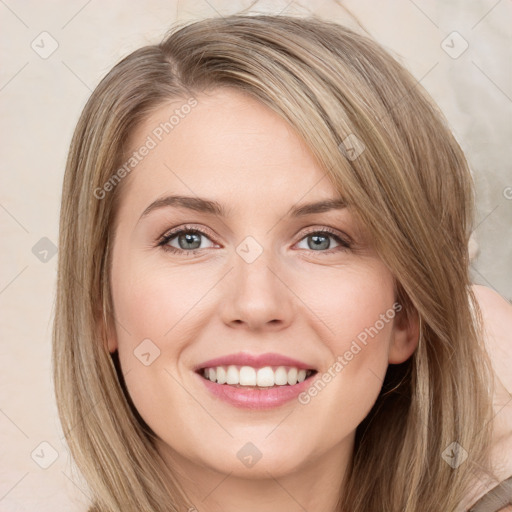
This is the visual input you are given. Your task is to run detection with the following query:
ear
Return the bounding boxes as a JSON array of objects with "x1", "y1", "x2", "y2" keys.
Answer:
[
  {"x1": 95, "y1": 307, "x2": 118, "y2": 354},
  {"x1": 105, "y1": 321, "x2": 118, "y2": 354},
  {"x1": 388, "y1": 306, "x2": 420, "y2": 364}
]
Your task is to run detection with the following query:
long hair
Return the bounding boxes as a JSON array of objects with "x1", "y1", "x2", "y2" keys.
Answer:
[{"x1": 53, "y1": 14, "x2": 495, "y2": 511}]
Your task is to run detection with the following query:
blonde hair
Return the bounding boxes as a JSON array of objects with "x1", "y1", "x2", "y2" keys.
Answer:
[{"x1": 53, "y1": 14, "x2": 496, "y2": 511}]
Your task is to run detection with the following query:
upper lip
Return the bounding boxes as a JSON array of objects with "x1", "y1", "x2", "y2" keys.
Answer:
[{"x1": 194, "y1": 352, "x2": 316, "y2": 371}]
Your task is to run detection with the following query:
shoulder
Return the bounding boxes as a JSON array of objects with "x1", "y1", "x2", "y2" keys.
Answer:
[
  {"x1": 472, "y1": 284, "x2": 512, "y2": 393},
  {"x1": 472, "y1": 284, "x2": 512, "y2": 323},
  {"x1": 468, "y1": 285, "x2": 512, "y2": 511},
  {"x1": 472, "y1": 284, "x2": 512, "y2": 327}
]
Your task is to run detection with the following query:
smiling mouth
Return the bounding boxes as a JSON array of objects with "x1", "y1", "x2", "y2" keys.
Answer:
[{"x1": 197, "y1": 365, "x2": 318, "y2": 388}]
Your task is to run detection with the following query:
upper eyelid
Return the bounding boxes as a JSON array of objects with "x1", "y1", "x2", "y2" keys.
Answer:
[{"x1": 159, "y1": 224, "x2": 218, "y2": 244}]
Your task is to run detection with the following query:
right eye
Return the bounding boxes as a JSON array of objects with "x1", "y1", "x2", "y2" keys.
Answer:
[{"x1": 158, "y1": 225, "x2": 219, "y2": 255}]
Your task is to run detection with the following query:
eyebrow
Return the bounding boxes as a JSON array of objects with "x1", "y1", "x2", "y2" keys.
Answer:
[{"x1": 138, "y1": 194, "x2": 347, "y2": 222}]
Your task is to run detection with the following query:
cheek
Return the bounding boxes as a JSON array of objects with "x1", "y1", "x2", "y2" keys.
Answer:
[
  {"x1": 297, "y1": 318, "x2": 393, "y2": 451},
  {"x1": 295, "y1": 264, "x2": 396, "y2": 428},
  {"x1": 110, "y1": 257, "x2": 220, "y2": 406},
  {"x1": 109, "y1": 261, "x2": 200, "y2": 434},
  {"x1": 111, "y1": 257, "x2": 213, "y2": 350},
  {"x1": 293, "y1": 260, "x2": 396, "y2": 351}
]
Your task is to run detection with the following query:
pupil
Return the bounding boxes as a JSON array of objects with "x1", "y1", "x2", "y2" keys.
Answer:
[
  {"x1": 309, "y1": 234, "x2": 329, "y2": 250},
  {"x1": 179, "y1": 232, "x2": 201, "y2": 250}
]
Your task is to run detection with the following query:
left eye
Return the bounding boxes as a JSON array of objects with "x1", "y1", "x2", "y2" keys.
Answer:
[{"x1": 296, "y1": 231, "x2": 347, "y2": 252}]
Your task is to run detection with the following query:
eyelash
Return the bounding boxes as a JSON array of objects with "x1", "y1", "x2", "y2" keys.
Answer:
[{"x1": 157, "y1": 224, "x2": 352, "y2": 256}]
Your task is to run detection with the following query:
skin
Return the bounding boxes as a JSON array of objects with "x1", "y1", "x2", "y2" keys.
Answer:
[
  {"x1": 471, "y1": 285, "x2": 512, "y2": 511},
  {"x1": 105, "y1": 88, "x2": 419, "y2": 512}
]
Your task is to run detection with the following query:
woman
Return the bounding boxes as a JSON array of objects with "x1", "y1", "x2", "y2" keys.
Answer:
[{"x1": 52, "y1": 14, "x2": 511, "y2": 511}]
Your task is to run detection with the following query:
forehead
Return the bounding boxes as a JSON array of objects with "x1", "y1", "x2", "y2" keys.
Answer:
[{"x1": 115, "y1": 88, "x2": 343, "y2": 221}]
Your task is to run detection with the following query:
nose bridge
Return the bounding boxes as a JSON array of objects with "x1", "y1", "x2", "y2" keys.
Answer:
[{"x1": 222, "y1": 235, "x2": 293, "y2": 330}]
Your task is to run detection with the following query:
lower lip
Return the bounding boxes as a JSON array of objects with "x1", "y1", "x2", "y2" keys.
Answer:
[{"x1": 196, "y1": 372, "x2": 318, "y2": 409}]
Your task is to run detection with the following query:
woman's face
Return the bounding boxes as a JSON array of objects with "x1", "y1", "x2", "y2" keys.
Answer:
[{"x1": 107, "y1": 88, "x2": 417, "y2": 490}]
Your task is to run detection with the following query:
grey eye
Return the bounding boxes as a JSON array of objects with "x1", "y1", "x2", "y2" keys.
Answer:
[
  {"x1": 164, "y1": 230, "x2": 215, "y2": 251},
  {"x1": 177, "y1": 232, "x2": 202, "y2": 250},
  {"x1": 297, "y1": 233, "x2": 341, "y2": 251}
]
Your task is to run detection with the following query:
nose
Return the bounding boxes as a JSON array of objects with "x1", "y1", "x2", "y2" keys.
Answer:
[{"x1": 219, "y1": 244, "x2": 295, "y2": 332}]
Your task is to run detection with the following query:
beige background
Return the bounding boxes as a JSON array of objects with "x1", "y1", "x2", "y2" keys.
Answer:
[{"x1": 1, "y1": 0, "x2": 511, "y2": 510}]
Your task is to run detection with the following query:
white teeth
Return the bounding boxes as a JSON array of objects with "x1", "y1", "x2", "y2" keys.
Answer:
[
  {"x1": 226, "y1": 365, "x2": 239, "y2": 385},
  {"x1": 202, "y1": 365, "x2": 314, "y2": 387},
  {"x1": 274, "y1": 366, "x2": 288, "y2": 385},
  {"x1": 256, "y1": 367, "x2": 274, "y2": 387},
  {"x1": 287, "y1": 367, "x2": 297, "y2": 386},
  {"x1": 216, "y1": 366, "x2": 227, "y2": 384},
  {"x1": 239, "y1": 366, "x2": 256, "y2": 386}
]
